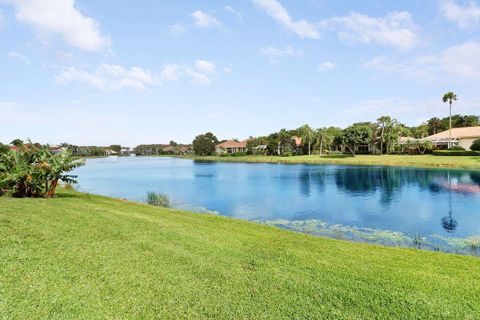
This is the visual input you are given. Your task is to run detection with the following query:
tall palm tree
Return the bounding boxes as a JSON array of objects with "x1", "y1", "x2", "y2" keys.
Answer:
[
  {"x1": 376, "y1": 116, "x2": 391, "y2": 155},
  {"x1": 299, "y1": 124, "x2": 314, "y2": 155},
  {"x1": 442, "y1": 92, "x2": 457, "y2": 148}
]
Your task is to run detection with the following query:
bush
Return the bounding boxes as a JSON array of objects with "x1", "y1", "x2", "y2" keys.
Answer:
[
  {"x1": 232, "y1": 152, "x2": 247, "y2": 157},
  {"x1": 146, "y1": 192, "x2": 170, "y2": 208},
  {"x1": 448, "y1": 146, "x2": 465, "y2": 151},
  {"x1": 433, "y1": 150, "x2": 480, "y2": 156},
  {"x1": 471, "y1": 139, "x2": 480, "y2": 151}
]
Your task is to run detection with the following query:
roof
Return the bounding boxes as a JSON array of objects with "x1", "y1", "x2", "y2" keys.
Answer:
[
  {"x1": 292, "y1": 136, "x2": 302, "y2": 146},
  {"x1": 216, "y1": 140, "x2": 247, "y2": 148},
  {"x1": 426, "y1": 126, "x2": 480, "y2": 140}
]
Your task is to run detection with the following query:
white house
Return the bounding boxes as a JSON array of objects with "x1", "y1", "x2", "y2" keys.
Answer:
[{"x1": 425, "y1": 126, "x2": 480, "y2": 150}]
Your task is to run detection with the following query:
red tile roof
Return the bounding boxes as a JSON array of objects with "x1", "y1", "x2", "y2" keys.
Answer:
[{"x1": 216, "y1": 140, "x2": 247, "y2": 148}]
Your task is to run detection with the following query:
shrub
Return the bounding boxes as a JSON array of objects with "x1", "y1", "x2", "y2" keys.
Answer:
[
  {"x1": 432, "y1": 150, "x2": 480, "y2": 156},
  {"x1": 471, "y1": 139, "x2": 480, "y2": 151},
  {"x1": 232, "y1": 152, "x2": 247, "y2": 157},
  {"x1": 146, "y1": 192, "x2": 170, "y2": 208},
  {"x1": 448, "y1": 146, "x2": 465, "y2": 151}
]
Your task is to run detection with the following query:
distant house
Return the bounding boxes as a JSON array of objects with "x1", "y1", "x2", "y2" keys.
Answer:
[
  {"x1": 215, "y1": 140, "x2": 248, "y2": 154},
  {"x1": 49, "y1": 146, "x2": 64, "y2": 155},
  {"x1": 120, "y1": 147, "x2": 131, "y2": 155},
  {"x1": 425, "y1": 126, "x2": 480, "y2": 150}
]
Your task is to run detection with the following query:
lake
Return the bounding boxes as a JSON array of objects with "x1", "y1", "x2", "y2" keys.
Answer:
[{"x1": 74, "y1": 156, "x2": 480, "y2": 253}]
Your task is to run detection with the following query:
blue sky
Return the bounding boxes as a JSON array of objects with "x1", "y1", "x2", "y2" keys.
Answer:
[{"x1": 1, "y1": 0, "x2": 479, "y2": 146}]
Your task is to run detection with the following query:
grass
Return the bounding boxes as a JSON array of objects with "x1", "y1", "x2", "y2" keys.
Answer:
[
  {"x1": 183, "y1": 154, "x2": 480, "y2": 170},
  {"x1": 1, "y1": 190, "x2": 479, "y2": 319}
]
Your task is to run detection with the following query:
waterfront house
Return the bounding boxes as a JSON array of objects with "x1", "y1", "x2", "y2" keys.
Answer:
[
  {"x1": 215, "y1": 140, "x2": 248, "y2": 154},
  {"x1": 425, "y1": 126, "x2": 480, "y2": 150}
]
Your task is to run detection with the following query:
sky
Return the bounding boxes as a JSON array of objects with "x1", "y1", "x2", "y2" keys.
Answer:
[{"x1": 1, "y1": 0, "x2": 480, "y2": 146}]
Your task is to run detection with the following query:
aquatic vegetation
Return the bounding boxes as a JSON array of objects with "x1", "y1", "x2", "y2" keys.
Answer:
[
  {"x1": 146, "y1": 192, "x2": 170, "y2": 208},
  {"x1": 261, "y1": 219, "x2": 480, "y2": 256}
]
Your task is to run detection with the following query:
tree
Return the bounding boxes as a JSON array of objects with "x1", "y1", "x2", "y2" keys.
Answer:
[
  {"x1": 10, "y1": 139, "x2": 23, "y2": 147},
  {"x1": 109, "y1": 145, "x2": 122, "y2": 153},
  {"x1": 192, "y1": 132, "x2": 218, "y2": 156},
  {"x1": 0, "y1": 143, "x2": 84, "y2": 198},
  {"x1": 411, "y1": 123, "x2": 429, "y2": 139},
  {"x1": 471, "y1": 139, "x2": 480, "y2": 151},
  {"x1": 376, "y1": 116, "x2": 391, "y2": 155},
  {"x1": 45, "y1": 151, "x2": 84, "y2": 198},
  {"x1": 442, "y1": 92, "x2": 457, "y2": 148},
  {"x1": 299, "y1": 124, "x2": 314, "y2": 155},
  {"x1": 341, "y1": 125, "x2": 373, "y2": 156},
  {"x1": 0, "y1": 143, "x2": 9, "y2": 154},
  {"x1": 427, "y1": 117, "x2": 443, "y2": 135},
  {"x1": 315, "y1": 128, "x2": 334, "y2": 155}
]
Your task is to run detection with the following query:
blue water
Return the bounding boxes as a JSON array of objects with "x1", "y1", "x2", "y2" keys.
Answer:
[{"x1": 74, "y1": 156, "x2": 480, "y2": 244}]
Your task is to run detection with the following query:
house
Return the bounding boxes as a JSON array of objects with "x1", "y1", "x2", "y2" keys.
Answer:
[
  {"x1": 425, "y1": 126, "x2": 480, "y2": 150},
  {"x1": 120, "y1": 147, "x2": 131, "y2": 155},
  {"x1": 215, "y1": 140, "x2": 248, "y2": 154},
  {"x1": 49, "y1": 146, "x2": 64, "y2": 155}
]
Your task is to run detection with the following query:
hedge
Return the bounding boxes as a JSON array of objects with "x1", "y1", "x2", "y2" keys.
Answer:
[{"x1": 433, "y1": 150, "x2": 480, "y2": 156}]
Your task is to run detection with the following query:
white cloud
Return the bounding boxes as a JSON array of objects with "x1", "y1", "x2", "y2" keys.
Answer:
[
  {"x1": 186, "y1": 60, "x2": 217, "y2": 85},
  {"x1": 55, "y1": 63, "x2": 158, "y2": 91},
  {"x1": 160, "y1": 64, "x2": 182, "y2": 82},
  {"x1": 365, "y1": 41, "x2": 480, "y2": 83},
  {"x1": 161, "y1": 60, "x2": 220, "y2": 86},
  {"x1": 260, "y1": 45, "x2": 303, "y2": 64},
  {"x1": 321, "y1": 11, "x2": 420, "y2": 50},
  {"x1": 190, "y1": 10, "x2": 222, "y2": 28},
  {"x1": 8, "y1": 51, "x2": 31, "y2": 64},
  {"x1": 440, "y1": 0, "x2": 480, "y2": 28},
  {"x1": 4, "y1": 0, "x2": 110, "y2": 51},
  {"x1": 224, "y1": 6, "x2": 243, "y2": 21},
  {"x1": 252, "y1": 0, "x2": 320, "y2": 39},
  {"x1": 318, "y1": 61, "x2": 336, "y2": 71}
]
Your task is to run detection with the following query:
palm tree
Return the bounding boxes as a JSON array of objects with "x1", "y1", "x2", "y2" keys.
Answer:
[
  {"x1": 299, "y1": 124, "x2": 314, "y2": 155},
  {"x1": 376, "y1": 116, "x2": 391, "y2": 155},
  {"x1": 442, "y1": 92, "x2": 457, "y2": 148}
]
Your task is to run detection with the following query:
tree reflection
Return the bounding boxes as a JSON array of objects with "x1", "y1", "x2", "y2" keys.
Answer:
[
  {"x1": 299, "y1": 168, "x2": 325, "y2": 197},
  {"x1": 441, "y1": 173, "x2": 457, "y2": 233}
]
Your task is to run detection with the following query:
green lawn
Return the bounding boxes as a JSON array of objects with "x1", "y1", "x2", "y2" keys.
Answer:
[
  {"x1": 185, "y1": 154, "x2": 480, "y2": 169},
  {"x1": 1, "y1": 190, "x2": 479, "y2": 319}
]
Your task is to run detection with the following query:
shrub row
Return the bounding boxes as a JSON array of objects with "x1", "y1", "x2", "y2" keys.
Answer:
[{"x1": 433, "y1": 150, "x2": 480, "y2": 156}]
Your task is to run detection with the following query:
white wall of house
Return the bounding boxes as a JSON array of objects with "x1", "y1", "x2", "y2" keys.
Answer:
[{"x1": 458, "y1": 138, "x2": 478, "y2": 150}]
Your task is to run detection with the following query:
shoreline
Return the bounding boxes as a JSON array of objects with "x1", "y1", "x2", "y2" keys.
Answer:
[{"x1": 177, "y1": 154, "x2": 480, "y2": 170}]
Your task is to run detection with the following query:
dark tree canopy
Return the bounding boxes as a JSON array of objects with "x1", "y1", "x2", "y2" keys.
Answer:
[
  {"x1": 10, "y1": 139, "x2": 24, "y2": 147},
  {"x1": 341, "y1": 125, "x2": 373, "y2": 156},
  {"x1": 193, "y1": 132, "x2": 218, "y2": 156},
  {"x1": 0, "y1": 143, "x2": 10, "y2": 154},
  {"x1": 471, "y1": 139, "x2": 480, "y2": 151},
  {"x1": 109, "y1": 145, "x2": 122, "y2": 153}
]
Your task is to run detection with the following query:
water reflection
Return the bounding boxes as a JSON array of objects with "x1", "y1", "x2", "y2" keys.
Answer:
[{"x1": 441, "y1": 173, "x2": 458, "y2": 233}]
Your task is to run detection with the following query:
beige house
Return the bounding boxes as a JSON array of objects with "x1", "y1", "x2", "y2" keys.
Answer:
[
  {"x1": 215, "y1": 140, "x2": 248, "y2": 154},
  {"x1": 425, "y1": 126, "x2": 480, "y2": 150}
]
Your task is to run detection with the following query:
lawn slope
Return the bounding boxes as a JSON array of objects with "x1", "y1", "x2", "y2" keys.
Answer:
[
  {"x1": 185, "y1": 154, "x2": 480, "y2": 170},
  {"x1": 1, "y1": 190, "x2": 479, "y2": 319}
]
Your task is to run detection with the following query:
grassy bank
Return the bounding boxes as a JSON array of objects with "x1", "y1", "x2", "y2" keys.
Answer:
[
  {"x1": 183, "y1": 154, "x2": 480, "y2": 170},
  {"x1": 1, "y1": 190, "x2": 479, "y2": 319}
]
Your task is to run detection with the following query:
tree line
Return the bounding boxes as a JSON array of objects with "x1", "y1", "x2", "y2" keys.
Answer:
[{"x1": 192, "y1": 114, "x2": 479, "y2": 157}]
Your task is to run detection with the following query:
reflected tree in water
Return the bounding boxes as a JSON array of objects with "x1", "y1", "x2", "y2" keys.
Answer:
[{"x1": 441, "y1": 173, "x2": 458, "y2": 233}]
